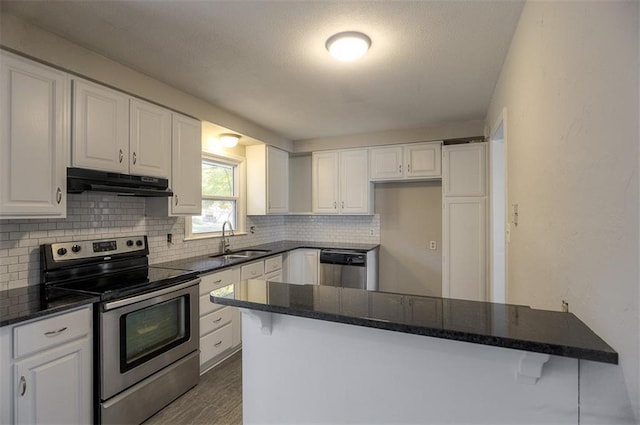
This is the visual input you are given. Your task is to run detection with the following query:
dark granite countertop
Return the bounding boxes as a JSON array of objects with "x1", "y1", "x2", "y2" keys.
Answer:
[
  {"x1": 210, "y1": 280, "x2": 618, "y2": 365},
  {"x1": 156, "y1": 240, "x2": 379, "y2": 274},
  {"x1": 0, "y1": 284, "x2": 99, "y2": 327}
]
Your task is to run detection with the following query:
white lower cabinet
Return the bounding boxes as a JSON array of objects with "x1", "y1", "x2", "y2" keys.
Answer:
[
  {"x1": 199, "y1": 267, "x2": 241, "y2": 372},
  {"x1": 284, "y1": 249, "x2": 319, "y2": 285},
  {"x1": 0, "y1": 306, "x2": 93, "y2": 425}
]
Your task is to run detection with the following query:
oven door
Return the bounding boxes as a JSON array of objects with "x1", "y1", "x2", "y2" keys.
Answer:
[{"x1": 100, "y1": 279, "x2": 200, "y2": 400}]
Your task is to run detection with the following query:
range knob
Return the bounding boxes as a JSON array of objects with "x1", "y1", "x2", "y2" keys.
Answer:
[
  {"x1": 71, "y1": 244, "x2": 81, "y2": 253},
  {"x1": 126, "y1": 240, "x2": 134, "y2": 247},
  {"x1": 57, "y1": 247, "x2": 67, "y2": 256},
  {"x1": 136, "y1": 240, "x2": 143, "y2": 247}
]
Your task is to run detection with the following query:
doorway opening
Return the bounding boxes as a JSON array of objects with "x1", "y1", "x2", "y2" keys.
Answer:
[{"x1": 490, "y1": 111, "x2": 507, "y2": 303}]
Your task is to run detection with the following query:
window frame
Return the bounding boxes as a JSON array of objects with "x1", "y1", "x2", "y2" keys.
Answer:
[{"x1": 184, "y1": 152, "x2": 246, "y2": 240}]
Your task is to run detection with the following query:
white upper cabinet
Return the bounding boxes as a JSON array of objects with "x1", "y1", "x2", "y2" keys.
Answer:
[
  {"x1": 170, "y1": 114, "x2": 202, "y2": 215},
  {"x1": 267, "y1": 147, "x2": 289, "y2": 213},
  {"x1": 369, "y1": 146, "x2": 403, "y2": 180},
  {"x1": 311, "y1": 151, "x2": 339, "y2": 214},
  {"x1": 340, "y1": 149, "x2": 370, "y2": 214},
  {"x1": 129, "y1": 98, "x2": 171, "y2": 178},
  {"x1": 0, "y1": 51, "x2": 68, "y2": 219},
  {"x1": 147, "y1": 113, "x2": 202, "y2": 216},
  {"x1": 246, "y1": 145, "x2": 289, "y2": 215},
  {"x1": 312, "y1": 149, "x2": 371, "y2": 215},
  {"x1": 405, "y1": 142, "x2": 441, "y2": 178},
  {"x1": 442, "y1": 142, "x2": 487, "y2": 197},
  {"x1": 370, "y1": 141, "x2": 442, "y2": 181},
  {"x1": 72, "y1": 78, "x2": 129, "y2": 173},
  {"x1": 72, "y1": 79, "x2": 171, "y2": 179}
]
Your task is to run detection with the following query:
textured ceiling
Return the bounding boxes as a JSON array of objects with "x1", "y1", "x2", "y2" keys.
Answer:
[{"x1": 1, "y1": 1, "x2": 524, "y2": 141}]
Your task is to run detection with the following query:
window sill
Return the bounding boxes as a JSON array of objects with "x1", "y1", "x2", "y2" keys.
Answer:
[{"x1": 183, "y1": 231, "x2": 249, "y2": 242}]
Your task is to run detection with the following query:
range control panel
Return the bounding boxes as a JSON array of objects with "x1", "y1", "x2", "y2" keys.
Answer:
[{"x1": 50, "y1": 236, "x2": 147, "y2": 261}]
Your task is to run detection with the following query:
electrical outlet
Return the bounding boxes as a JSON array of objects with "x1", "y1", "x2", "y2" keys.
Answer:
[
  {"x1": 167, "y1": 233, "x2": 172, "y2": 244},
  {"x1": 429, "y1": 241, "x2": 437, "y2": 250},
  {"x1": 561, "y1": 300, "x2": 569, "y2": 313}
]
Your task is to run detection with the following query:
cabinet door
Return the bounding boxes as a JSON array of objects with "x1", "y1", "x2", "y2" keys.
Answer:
[
  {"x1": 130, "y1": 98, "x2": 171, "y2": 178},
  {"x1": 405, "y1": 142, "x2": 442, "y2": 178},
  {"x1": 72, "y1": 78, "x2": 129, "y2": 173},
  {"x1": 340, "y1": 149, "x2": 371, "y2": 214},
  {"x1": 312, "y1": 151, "x2": 339, "y2": 214},
  {"x1": 14, "y1": 339, "x2": 91, "y2": 425},
  {"x1": 171, "y1": 114, "x2": 202, "y2": 215},
  {"x1": 442, "y1": 197, "x2": 487, "y2": 302},
  {"x1": 443, "y1": 143, "x2": 487, "y2": 197},
  {"x1": 284, "y1": 249, "x2": 319, "y2": 285},
  {"x1": 369, "y1": 146, "x2": 403, "y2": 180},
  {"x1": 0, "y1": 52, "x2": 67, "y2": 218},
  {"x1": 267, "y1": 147, "x2": 289, "y2": 214}
]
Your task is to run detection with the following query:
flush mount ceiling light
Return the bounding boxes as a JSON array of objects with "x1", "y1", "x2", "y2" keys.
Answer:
[
  {"x1": 219, "y1": 133, "x2": 241, "y2": 148},
  {"x1": 326, "y1": 31, "x2": 371, "y2": 62}
]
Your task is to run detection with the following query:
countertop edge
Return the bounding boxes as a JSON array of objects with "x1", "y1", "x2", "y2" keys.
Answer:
[{"x1": 210, "y1": 295, "x2": 619, "y2": 365}]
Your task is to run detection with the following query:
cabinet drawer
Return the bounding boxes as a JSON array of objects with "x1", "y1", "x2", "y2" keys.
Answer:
[
  {"x1": 200, "y1": 268, "x2": 238, "y2": 295},
  {"x1": 264, "y1": 255, "x2": 282, "y2": 274},
  {"x1": 200, "y1": 324, "x2": 232, "y2": 365},
  {"x1": 265, "y1": 270, "x2": 282, "y2": 282},
  {"x1": 200, "y1": 293, "x2": 226, "y2": 317},
  {"x1": 200, "y1": 307, "x2": 233, "y2": 336},
  {"x1": 241, "y1": 261, "x2": 264, "y2": 280},
  {"x1": 13, "y1": 307, "x2": 91, "y2": 359}
]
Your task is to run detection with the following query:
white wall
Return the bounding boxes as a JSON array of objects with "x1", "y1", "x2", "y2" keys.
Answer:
[
  {"x1": 485, "y1": 2, "x2": 639, "y2": 422},
  {"x1": 293, "y1": 120, "x2": 483, "y2": 152}
]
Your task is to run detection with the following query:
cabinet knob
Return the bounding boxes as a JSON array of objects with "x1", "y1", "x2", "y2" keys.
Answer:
[
  {"x1": 19, "y1": 376, "x2": 26, "y2": 397},
  {"x1": 132, "y1": 152, "x2": 137, "y2": 164},
  {"x1": 334, "y1": 201, "x2": 337, "y2": 209},
  {"x1": 119, "y1": 149, "x2": 124, "y2": 163},
  {"x1": 56, "y1": 188, "x2": 62, "y2": 204}
]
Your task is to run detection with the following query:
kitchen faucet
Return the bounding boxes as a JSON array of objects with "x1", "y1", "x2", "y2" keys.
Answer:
[{"x1": 221, "y1": 220, "x2": 234, "y2": 253}]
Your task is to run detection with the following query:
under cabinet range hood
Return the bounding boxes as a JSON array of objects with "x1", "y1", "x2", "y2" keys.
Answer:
[{"x1": 67, "y1": 167, "x2": 173, "y2": 197}]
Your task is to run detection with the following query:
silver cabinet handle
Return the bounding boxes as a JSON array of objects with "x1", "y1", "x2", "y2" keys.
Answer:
[
  {"x1": 132, "y1": 152, "x2": 137, "y2": 164},
  {"x1": 341, "y1": 201, "x2": 344, "y2": 209},
  {"x1": 398, "y1": 164, "x2": 401, "y2": 172},
  {"x1": 44, "y1": 327, "x2": 68, "y2": 337},
  {"x1": 214, "y1": 340, "x2": 223, "y2": 347},
  {"x1": 214, "y1": 279, "x2": 222, "y2": 284},
  {"x1": 19, "y1": 376, "x2": 26, "y2": 396},
  {"x1": 213, "y1": 317, "x2": 222, "y2": 323},
  {"x1": 175, "y1": 195, "x2": 179, "y2": 206},
  {"x1": 56, "y1": 188, "x2": 62, "y2": 204},
  {"x1": 408, "y1": 164, "x2": 411, "y2": 172},
  {"x1": 119, "y1": 149, "x2": 124, "y2": 163}
]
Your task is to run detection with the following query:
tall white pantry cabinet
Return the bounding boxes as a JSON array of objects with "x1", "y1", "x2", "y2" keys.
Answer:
[{"x1": 442, "y1": 142, "x2": 488, "y2": 302}]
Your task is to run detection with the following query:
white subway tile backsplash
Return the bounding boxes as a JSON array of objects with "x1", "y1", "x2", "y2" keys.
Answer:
[{"x1": 0, "y1": 193, "x2": 380, "y2": 290}]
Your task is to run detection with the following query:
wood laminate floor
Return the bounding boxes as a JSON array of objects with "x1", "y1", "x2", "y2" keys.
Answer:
[{"x1": 144, "y1": 351, "x2": 242, "y2": 425}]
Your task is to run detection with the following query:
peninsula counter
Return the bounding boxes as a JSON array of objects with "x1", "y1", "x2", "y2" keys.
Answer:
[{"x1": 211, "y1": 279, "x2": 619, "y2": 424}]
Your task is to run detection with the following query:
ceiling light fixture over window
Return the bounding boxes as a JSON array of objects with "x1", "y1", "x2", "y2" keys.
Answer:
[
  {"x1": 219, "y1": 133, "x2": 241, "y2": 148},
  {"x1": 326, "y1": 31, "x2": 371, "y2": 62}
]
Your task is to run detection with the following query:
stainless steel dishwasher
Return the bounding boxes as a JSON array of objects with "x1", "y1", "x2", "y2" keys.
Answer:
[{"x1": 319, "y1": 249, "x2": 367, "y2": 289}]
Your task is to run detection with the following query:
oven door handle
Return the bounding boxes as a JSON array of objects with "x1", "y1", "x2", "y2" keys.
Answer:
[{"x1": 103, "y1": 279, "x2": 201, "y2": 311}]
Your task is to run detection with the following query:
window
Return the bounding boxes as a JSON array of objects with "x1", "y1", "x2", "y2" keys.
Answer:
[{"x1": 186, "y1": 154, "x2": 243, "y2": 238}]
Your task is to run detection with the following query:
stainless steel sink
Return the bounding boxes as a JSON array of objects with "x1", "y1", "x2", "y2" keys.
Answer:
[{"x1": 211, "y1": 249, "x2": 270, "y2": 260}]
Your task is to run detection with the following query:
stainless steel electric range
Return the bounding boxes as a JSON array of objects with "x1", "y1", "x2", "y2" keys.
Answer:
[{"x1": 41, "y1": 235, "x2": 201, "y2": 425}]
